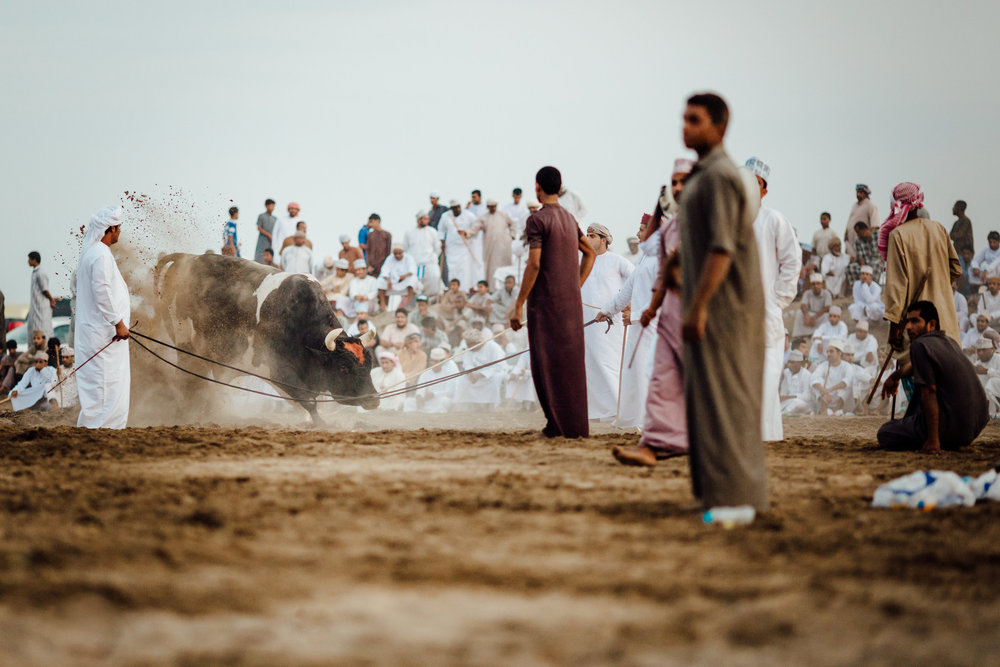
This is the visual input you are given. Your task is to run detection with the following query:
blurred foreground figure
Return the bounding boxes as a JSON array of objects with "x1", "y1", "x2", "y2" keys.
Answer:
[
  {"x1": 511, "y1": 166, "x2": 595, "y2": 438},
  {"x1": 679, "y1": 93, "x2": 767, "y2": 512},
  {"x1": 75, "y1": 205, "x2": 131, "y2": 429}
]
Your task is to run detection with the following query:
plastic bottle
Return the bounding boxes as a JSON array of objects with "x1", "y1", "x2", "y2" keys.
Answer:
[{"x1": 702, "y1": 505, "x2": 755, "y2": 527}]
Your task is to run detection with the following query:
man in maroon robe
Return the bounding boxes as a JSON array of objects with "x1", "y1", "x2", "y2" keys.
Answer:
[{"x1": 511, "y1": 166, "x2": 596, "y2": 438}]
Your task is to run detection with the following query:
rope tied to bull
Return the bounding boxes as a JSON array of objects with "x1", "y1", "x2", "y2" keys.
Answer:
[{"x1": 128, "y1": 317, "x2": 612, "y2": 406}]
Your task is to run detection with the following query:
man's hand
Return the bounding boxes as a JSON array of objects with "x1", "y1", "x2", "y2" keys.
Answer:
[
  {"x1": 881, "y1": 371, "x2": 900, "y2": 400},
  {"x1": 594, "y1": 312, "x2": 609, "y2": 323},
  {"x1": 114, "y1": 321, "x2": 130, "y2": 340},
  {"x1": 468, "y1": 372, "x2": 482, "y2": 384},
  {"x1": 49, "y1": 297, "x2": 57, "y2": 309},
  {"x1": 682, "y1": 305, "x2": 708, "y2": 343},
  {"x1": 640, "y1": 307, "x2": 657, "y2": 328},
  {"x1": 10, "y1": 390, "x2": 17, "y2": 398},
  {"x1": 510, "y1": 302, "x2": 524, "y2": 332}
]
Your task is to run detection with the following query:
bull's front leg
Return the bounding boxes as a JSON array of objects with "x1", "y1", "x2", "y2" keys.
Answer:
[{"x1": 300, "y1": 397, "x2": 325, "y2": 427}]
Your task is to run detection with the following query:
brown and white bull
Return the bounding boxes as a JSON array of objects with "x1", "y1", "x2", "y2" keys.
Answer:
[{"x1": 154, "y1": 253, "x2": 379, "y2": 424}]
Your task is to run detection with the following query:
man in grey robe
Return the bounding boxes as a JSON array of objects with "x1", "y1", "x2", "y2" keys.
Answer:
[
  {"x1": 679, "y1": 93, "x2": 768, "y2": 513},
  {"x1": 254, "y1": 198, "x2": 277, "y2": 263},
  {"x1": 26, "y1": 251, "x2": 55, "y2": 338}
]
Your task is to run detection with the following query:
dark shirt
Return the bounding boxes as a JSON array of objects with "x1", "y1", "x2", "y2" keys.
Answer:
[
  {"x1": 950, "y1": 215, "x2": 974, "y2": 254},
  {"x1": 428, "y1": 204, "x2": 449, "y2": 230},
  {"x1": 911, "y1": 330, "x2": 989, "y2": 448},
  {"x1": 365, "y1": 229, "x2": 392, "y2": 277}
]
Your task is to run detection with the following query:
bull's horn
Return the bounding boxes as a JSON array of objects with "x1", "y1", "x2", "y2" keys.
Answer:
[
  {"x1": 324, "y1": 328, "x2": 344, "y2": 351},
  {"x1": 359, "y1": 329, "x2": 375, "y2": 345}
]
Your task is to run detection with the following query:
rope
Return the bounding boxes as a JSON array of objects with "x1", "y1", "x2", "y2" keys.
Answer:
[{"x1": 130, "y1": 329, "x2": 532, "y2": 404}]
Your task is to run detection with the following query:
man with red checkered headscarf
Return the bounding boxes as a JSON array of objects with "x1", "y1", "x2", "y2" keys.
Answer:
[{"x1": 882, "y1": 182, "x2": 963, "y2": 349}]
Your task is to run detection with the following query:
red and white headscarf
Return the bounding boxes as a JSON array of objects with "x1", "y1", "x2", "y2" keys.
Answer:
[{"x1": 878, "y1": 182, "x2": 924, "y2": 259}]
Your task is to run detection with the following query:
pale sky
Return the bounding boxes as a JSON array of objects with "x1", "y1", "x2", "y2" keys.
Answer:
[{"x1": 3, "y1": 0, "x2": 998, "y2": 303}]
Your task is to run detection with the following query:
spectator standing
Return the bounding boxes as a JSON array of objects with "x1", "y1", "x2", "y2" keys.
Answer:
[
  {"x1": 365, "y1": 214, "x2": 392, "y2": 278},
  {"x1": 254, "y1": 198, "x2": 277, "y2": 263},
  {"x1": 845, "y1": 184, "x2": 879, "y2": 256},
  {"x1": 222, "y1": 206, "x2": 240, "y2": 257},
  {"x1": 950, "y1": 200, "x2": 974, "y2": 254},
  {"x1": 26, "y1": 251, "x2": 55, "y2": 339}
]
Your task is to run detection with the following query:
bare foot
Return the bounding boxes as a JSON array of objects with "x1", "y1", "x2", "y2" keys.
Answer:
[{"x1": 612, "y1": 445, "x2": 658, "y2": 467}]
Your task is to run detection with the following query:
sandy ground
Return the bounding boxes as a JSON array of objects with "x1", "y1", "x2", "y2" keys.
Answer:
[{"x1": 2, "y1": 410, "x2": 1000, "y2": 666}]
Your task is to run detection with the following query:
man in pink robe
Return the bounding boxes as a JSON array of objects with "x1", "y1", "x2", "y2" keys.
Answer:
[{"x1": 613, "y1": 158, "x2": 693, "y2": 466}]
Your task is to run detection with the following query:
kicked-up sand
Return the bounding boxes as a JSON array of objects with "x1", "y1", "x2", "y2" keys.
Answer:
[{"x1": 2, "y1": 410, "x2": 1000, "y2": 665}]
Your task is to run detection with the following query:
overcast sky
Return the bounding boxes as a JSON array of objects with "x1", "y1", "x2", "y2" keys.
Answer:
[{"x1": 3, "y1": 0, "x2": 998, "y2": 303}]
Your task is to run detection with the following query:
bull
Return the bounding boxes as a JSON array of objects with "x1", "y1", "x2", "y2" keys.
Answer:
[{"x1": 153, "y1": 253, "x2": 379, "y2": 424}]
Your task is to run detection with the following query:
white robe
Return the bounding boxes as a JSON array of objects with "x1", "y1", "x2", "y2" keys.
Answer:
[
  {"x1": 811, "y1": 360, "x2": 853, "y2": 409},
  {"x1": 454, "y1": 340, "x2": 506, "y2": 405},
  {"x1": 558, "y1": 190, "x2": 587, "y2": 221},
  {"x1": 11, "y1": 365, "x2": 57, "y2": 411},
  {"x1": 502, "y1": 201, "x2": 530, "y2": 238},
  {"x1": 371, "y1": 365, "x2": 406, "y2": 411},
  {"x1": 27, "y1": 265, "x2": 54, "y2": 338},
  {"x1": 810, "y1": 320, "x2": 848, "y2": 360},
  {"x1": 403, "y1": 226, "x2": 442, "y2": 295},
  {"x1": 600, "y1": 230, "x2": 660, "y2": 428},
  {"x1": 846, "y1": 333, "x2": 879, "y2": 371},
  {"x1": 414, "y1": 360, "x2": 459, "y2": 413},
  {"x1": 581, "y1": 251, "x2": 634, "y2": 420},
  {"x1": 956, "y1": 290, "x2": 970, "y2": 332},
  {"x1": 821, "y1": 252, "x2": 849, "y2": 295},
  {"x1": 849, "y1": 281, "x2": 885, "y2": 322},
  {"x1": 280, "y1": 245, "x2": 313, "y2": 274},
  {"x1": 271, "y1": 215, "x2": 301, "y2": 264},
  {"x1": 505, "y1": 351, "x2": 536, "y2": 404},
  {"x1": 50, "y1": 366, "x2": 78, "y2": 408},
  {"x1": 439, "y1": 210, "x2": 481, "y2": 292},
  {"x1": 779, "y1": 367, "x2": 813, "y2": 416},
  {"x1": 75, "y1": 243, "x2": 131, "y2": 429},
  {"x1": 753, "y1": 205, "x2": 802, "y2": 441},
  {"x1": 376, "y1": 253, "x2": 418, "y2": 295}
]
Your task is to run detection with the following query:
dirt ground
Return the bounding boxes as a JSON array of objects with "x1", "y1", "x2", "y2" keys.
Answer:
[{"x1": 2, "y1": 411, "x2": 1000, "y2": 666}]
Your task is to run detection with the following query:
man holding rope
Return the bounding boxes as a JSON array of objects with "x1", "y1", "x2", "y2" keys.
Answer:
[
  {"x1": 75, "y1": 205, "x2": 131, "y2": 429},
  {"x1": 511, "y1": 165, "x2": 596, "y2": 438}
]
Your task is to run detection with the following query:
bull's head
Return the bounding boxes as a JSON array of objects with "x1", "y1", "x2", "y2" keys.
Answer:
[{"x1": 313, "y1": 328, "x2": 379, "y2": 409}]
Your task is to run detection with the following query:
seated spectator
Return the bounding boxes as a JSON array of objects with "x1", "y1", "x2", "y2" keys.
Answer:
[
  {"x1": 811, "y1": 339, "x2": 852, "y2": 415},
  {"x1": 377, "y1": 243, "x2": 418, "y2": 311},
  {"x1": 49, "y1": 345, "x2": 77, "y2": 409},
  {"x1": 962, "y1": 314, "x2": 997, "y2": 357},
  {"x1": 846, "y1": 320, "x2": 878, "y2": 372},
  {"x1": 346, "y1": 259, "x2": 378, "y2": 317},
  {"x1": 467, "y1": 280, "x2": 492, "y2": 320},
  {"x1": 370, "y1": 351, "x2": 406, "y2": 411},
  {"x1": 810, "y1": 305, "x2": 848, "y2": 360},
  {"x1": 10, "y1": 351, "x2": 57, "y2": 412},
  {"x1": 398, "y1": 333, "x2": 427, "y2": 384},
  {"x1": 321, "y1": 258, "x2": 352, "y2": 302},
  {"x1": 1, "y1": 339, "x2": 20, "y2": 395},
  {"x1": 414, "y1": 347, "x2": 459, "y2": 413},
  {"x1": 956, "y1": 246, "x2": 976, "y2": 297},
  {"x1": 878, "y1": 301, "x2": 988, "y2": 452},
  {"x1": 15, "y1": 330, "x2": 46, "y2": 378},
  {"x1": 421, "y1": 316, "x2": 450, "y2": 352},
  {"x1": 848, "y1": 266, "x2": 885, "y2": 323},
  {"x1": 453, "y1": 329, "x2": 505, "y2": 411},
  {"x1": 314, "y1": 256, "x2": 337, "y2": 283},
  {"x1": 261, "y1": 247, "x2": 279, "y2": 268},
  {"x1": 381, "y1": 309, "x2": 421, "y2": 352},
  {"x1": 408, "y1": 295, "x2": 435, "y2": 328},
  {"x1": 821, "y1": 238, "x2": 849, "y2": 296},
  {"x1": 972, "y1": 337, "x2": 1000, "y2": 387},
  {"x1": 978, "y1": 275, "x2": 1000, "y2": 328},
  {"x1": 338, "y1": 234, "x2": 364, "y2": 265},
  {"x1": 439, "y1": 279, "x2": 465, "y2": 320},
  {"x1": 780, "y1": 350, "x2": 813, "y2": 415},
  {"x1": 490, "y1": 275, "x2": 517, "y2": 326},
  {"x1": 354, "y1": 319, "x2": 379, "y2": 349},
  {"x1": 792, "y1": 274, "x2": 833, "y2": 337},
  {"x1": 955, "y1": 287, "x2": 970, "y2": 332},
  {"x1": 842, "y1": 344, "x2": 874, "y2": 414}
]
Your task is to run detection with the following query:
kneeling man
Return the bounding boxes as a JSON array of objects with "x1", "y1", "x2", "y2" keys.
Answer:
[{"x1": 878, "y1": 301, "x2": 988, "y2": 453}]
